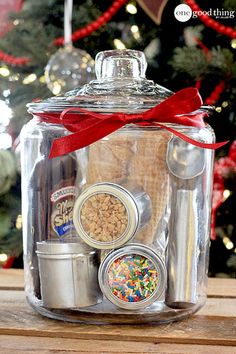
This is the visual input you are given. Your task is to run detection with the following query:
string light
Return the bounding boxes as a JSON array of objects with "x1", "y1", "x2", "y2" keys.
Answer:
[
  {"x1": 223, "y1": 189, "x2": 231, "y2": 200},
  {"x1": 0, "y1": 67, "x2": 10, "y2": 77},
  {"x1": 0, "y1": 100, "x2": 12, "y2": 126},
  {"x1": 39, "y1": 75, "x2": 46, "y2": 83},
  {"x1": 215, "y1": 107, "x2": 222, "y2": 113},
  {"x1": 131, "y1": 25, "x2": 140, "y2": 40},
  {"x1": 0, "y1": 254, "x2": 8, "y2": 262},
  {"x1": 3, "y1": 90, "x2": 11, "y2": 97},
  {"x1": 9, "y1": 74, "x2": 19, "y2": 82},
  {"x1": 113, "y1": 39, "x2": 126, "y2": 49},
  {"x1": 222, "y1": 101, "x2": 229, "y2": 108},
  {"x1": 226, "y1": 241, "x2": 234, "y2": 250},
  {"x1": 16, "y1": 215, "x2": 22, "y2": 230},
  {"x1": 223, "y1": 236, "x2": 230, "y2": 245},
  {"x1": 22, "y1": 73, "x2": 37, "y2": 84},
  {"x1": 51, "y1": 82, "x2": 62, "y2": 95},
  {"x1": 13, "y1": 19, "x2": 20, "y2": 26},
  {"x1": 0, "y1": 133, "x2": 12, "y2": 149},
  {"x1": 231, "y1": 39, "x2": 236, "y2": 49},
  {"x1": 126, "y1": 3, "x2": 137, "y2": 14},
  {"x1": 223, "y1": 236, "x2": 234, "y2": 250}
]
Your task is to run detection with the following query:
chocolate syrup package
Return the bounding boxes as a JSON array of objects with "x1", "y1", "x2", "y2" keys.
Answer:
[{"x1": 27, "y1": 130, "x2": 78, "y2": 298}]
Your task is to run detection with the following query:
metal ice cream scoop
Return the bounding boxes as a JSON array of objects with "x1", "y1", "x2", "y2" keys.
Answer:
[
  {"x1": 166, "y1": 137, "x2": 205, "y2": 180},
  {"x1": 165, "y1": 136, "x2": 205, "y2": 308}
]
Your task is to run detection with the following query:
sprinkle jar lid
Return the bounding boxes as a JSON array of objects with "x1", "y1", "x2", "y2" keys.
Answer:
[
  {"x1": 73, "y1": 183, "x2": 140, "y2": 249},
  {"x1": 98, "y1": 243, "x2": 166, "y2": 310}
]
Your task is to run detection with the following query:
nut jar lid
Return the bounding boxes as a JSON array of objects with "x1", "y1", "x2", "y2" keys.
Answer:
[
  {"x1": 27, "y1": 49, "x2": 173, "y2": 114},
  {"x1": 73, "y1": 183, "x2": 139, "y2": 249},
  {"x1": 98, "y1": 243, "x2": 166, "y2": 310}
]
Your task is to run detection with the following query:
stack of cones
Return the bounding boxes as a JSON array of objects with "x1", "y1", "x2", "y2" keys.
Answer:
[
  {"x1": 87, "y1": 131, "x2": 135, "y2": 185},
  {"x1": 86, "y1": 129, "x2": 171, "y2": 245},
  {"x1": 129, "y1": 131, "x2": 171, "y2": 244}
]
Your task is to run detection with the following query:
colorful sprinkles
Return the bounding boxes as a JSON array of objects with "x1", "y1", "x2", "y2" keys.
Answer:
[{"x1": 107, "y1": 254, "x2": 159, "y2": 303}]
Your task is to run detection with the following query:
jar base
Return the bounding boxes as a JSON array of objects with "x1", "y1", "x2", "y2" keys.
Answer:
[{"x1": 27, "y1": 295, "x2": 205, "y2": 325}]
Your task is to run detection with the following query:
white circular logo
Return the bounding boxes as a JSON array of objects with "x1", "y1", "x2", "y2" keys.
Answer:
[{"x1": 174, "y1": 4, "x2": 192, "y2": 22}]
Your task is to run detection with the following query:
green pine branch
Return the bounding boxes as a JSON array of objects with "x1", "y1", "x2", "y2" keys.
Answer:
[
  {"x1": 223, "y1": 0, "x2": 236, "y2": 11},
  {"x1": 170, "y1": 46, "x2": 236, "y2": 80}
]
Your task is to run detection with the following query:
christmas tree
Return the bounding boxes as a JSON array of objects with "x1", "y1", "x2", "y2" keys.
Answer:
[{"x1": 0, "y1": 0, "x2": 235, "y2": 276}]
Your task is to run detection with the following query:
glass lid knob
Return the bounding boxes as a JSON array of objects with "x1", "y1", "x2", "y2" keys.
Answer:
[{"x1": 95, "y1": 49, "x2": 147, "y2": 80}]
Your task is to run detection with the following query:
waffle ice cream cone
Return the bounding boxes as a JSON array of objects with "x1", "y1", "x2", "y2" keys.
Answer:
[
  {"x1": 129, "y1": 131, "x2": 171, "y2": 245},
  {"x1": 87, "y1": 132, "x2": 135, "y2": 184},
  {"x1": 86, "y1": 128, "x2": 171, "y2": 246}
]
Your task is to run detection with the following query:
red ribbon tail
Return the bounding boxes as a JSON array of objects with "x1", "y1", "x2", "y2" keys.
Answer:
[
  {"x1": 149, "y1": 123, "x2": 229, "y2": 150},
  {"x1": 144, "y1": 88, "x2": 203, "y2": 120},
  {"x1": 49, "y1": 132, "x2": 84, "y2": 158},
  {"x1": 49, "y1": 118, "x2": 125, "y2": 158}
]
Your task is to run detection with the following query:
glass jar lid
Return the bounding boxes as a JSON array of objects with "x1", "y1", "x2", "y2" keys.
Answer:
[{"x1": 27, "y1": 49, "x2": 173, "y2": 114}]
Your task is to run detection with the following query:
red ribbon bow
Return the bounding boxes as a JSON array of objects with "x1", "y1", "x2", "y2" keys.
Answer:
[{"x1": 36, "y1": 88, "x2": 228, "y2": 158}]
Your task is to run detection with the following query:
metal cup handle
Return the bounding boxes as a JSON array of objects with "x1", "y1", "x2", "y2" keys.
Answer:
[{"x1": 166, "y1": 188, "x2": 198, "y2": 308}]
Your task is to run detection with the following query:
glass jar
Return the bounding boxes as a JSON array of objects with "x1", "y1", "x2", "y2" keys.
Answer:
[{"x1": 21, "y1": 49, "x2": 215, "y2": 324}]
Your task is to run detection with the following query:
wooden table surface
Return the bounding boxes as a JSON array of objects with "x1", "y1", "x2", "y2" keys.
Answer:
[{"x1": 0, "y1": 269, "x2": 235, "y2": 353}]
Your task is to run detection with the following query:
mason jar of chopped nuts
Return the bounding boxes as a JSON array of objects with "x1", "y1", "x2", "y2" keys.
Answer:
[{"x1": 73, "y1": 182, "x2": 151, "y2": 249}]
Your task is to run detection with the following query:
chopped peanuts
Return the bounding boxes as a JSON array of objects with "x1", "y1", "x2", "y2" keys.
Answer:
[{"x1": 80, "y1": 193, "x2": 128, "y2": 242}]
